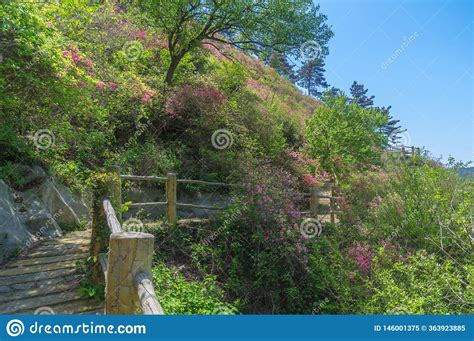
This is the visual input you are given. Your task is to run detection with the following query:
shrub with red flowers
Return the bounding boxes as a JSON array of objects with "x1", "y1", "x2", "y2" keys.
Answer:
[
  {"x1": 200, "y1": 162, "x2": 315, "y2": 313},
  {"x1": 348, "y1": 241, "x2": 374, "y2": 275},
  {"x1": 164, "y1": 84, "x2": 226, "y2": 119}
]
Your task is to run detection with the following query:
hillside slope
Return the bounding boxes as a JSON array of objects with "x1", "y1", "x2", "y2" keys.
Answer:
[{"x1": 0, "y1": 2, "x2": 319, "y2": 190}]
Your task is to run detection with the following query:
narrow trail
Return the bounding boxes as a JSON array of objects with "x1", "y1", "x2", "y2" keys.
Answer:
[{"x1": 0, "y1": 230, "x2": 103, "y2": 315}]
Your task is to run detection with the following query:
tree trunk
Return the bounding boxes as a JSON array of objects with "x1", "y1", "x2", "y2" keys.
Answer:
[{"x1": 165, "y1": 55, "x2": 183, "y2": 85}]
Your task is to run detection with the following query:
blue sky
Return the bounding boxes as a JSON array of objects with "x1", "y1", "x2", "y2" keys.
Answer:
[{"x1": 316, "y1": 0, "x2": 473, "y2": 163}]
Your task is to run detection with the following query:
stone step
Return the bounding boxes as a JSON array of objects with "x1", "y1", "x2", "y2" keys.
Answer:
[
  {"x1": 6, "y1": 253, "x2": 87, "y2": 268},
  {"x1": 0, "y1": 259, "x2": 79, "y2": 277},
  {"x1": 0, "y1": 267, "x2": 77, "y2": 286},
  {"x1": 0, "y1": 290, "x2": 83, "y2": 314}
]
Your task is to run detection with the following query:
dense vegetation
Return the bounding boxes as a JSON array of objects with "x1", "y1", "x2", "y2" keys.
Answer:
[{"x1": 1, "y1": 1, "x2": 472, "y2": 315}]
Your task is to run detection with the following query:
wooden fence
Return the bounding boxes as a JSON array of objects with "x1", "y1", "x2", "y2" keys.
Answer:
[
  {"x1": 387, "y1": 145, "x2": 420, "y2": 160},
  {"x1": 89, "y1": 167, "x2": 164, "y2": 315},
  {"x1": 113, "y1": 166, "x2": 340, "y2": 224},
  {"x1": 88, "y1": 167, "x2": 342, "y2": 314},
  {"x1": 307, "y1": 183, "x2": 341, "y2": 224}
]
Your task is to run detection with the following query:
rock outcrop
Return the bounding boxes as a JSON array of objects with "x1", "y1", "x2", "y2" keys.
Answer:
[{"x1": 0, "y1": 164, "x2": 90, "y2": 264}]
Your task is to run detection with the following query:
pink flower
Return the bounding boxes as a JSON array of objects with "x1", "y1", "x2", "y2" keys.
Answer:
[
  {"x1": 67, "y1": 43, "x2": 78, "y2": 52},
  {"x1": 109, "y1": 81, "x2": 117, "y2": 91},
  {"x1": 55, "y1": 72, "x2": 62, "y2": 79},
  {"x1": 77, "y1": 81, "x2": 86, "y2": 88},
  {"x1": 348, "y1": 242, "x2": 374, "y2": 274},
  {"x1": 45, "y1": 21, "x2": 53, "y2": 28},
  {"x1": 368, "y1": 195, "x2": 382, "y2": 209},
  {"x1": 303, "y1": 174, "x2": 317, "y2": 186},
  {"x1": 141, "y1": 93, "x2": 151, "y2": 103},
  {"x1": 134, "y1": 30, "x2": 146, "y2": 40},
  {"x1": 96, "y1": 81, "x2": 105, "y2": 90},
  {"x1": 290, "y1": 210, "x2": 301, "y2": 219},
  {"x1": 83, "y1": 58, "x2": 94, "y2": 68}
]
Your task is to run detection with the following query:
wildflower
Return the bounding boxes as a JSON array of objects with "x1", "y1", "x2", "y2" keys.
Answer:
[
  {"x1": 303, "y1": 174, "x2": 317, "y2": 186},
  {"x1": 96, "y1": 81, "x2": 105, "y2": 90},
  {"x1": 109, "y1": 81, "x2": 117, "y2": 91},
  {"x1": 134, "y1": 30, "x2": 146, "y2": 40},
  {"x1": 290, "y1": 210, "x2": 301, "y2": 219},
  {"x1": 348, "y1": 242, "x2": 374, "y2": 274}
]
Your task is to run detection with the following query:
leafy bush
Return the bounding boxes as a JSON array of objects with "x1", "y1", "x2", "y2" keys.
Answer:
[
  {"x1": 364, "y1": 249, "x2": 471, "y2": 314},
  {"x1": 306, "y1": 95, "x2": 387, "y2": 175},
  {"x1": 152, "y1": 262, "x2": 237, "y2": 314}
]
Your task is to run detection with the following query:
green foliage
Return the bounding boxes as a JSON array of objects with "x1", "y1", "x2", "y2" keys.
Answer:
[
  {"x1": 365, "y1": 249, "x2": 471, "y2": 314},
  {"x1": 77, "y1": 280, "x2": 105, "y2": 300},
  {"x1": 140, "y1": 0, "x2": 333, "y2": 83},
  {"x1": 1, "y1": 2, "x2": 468, "y2": 316},
  {"x1": 152, "y1": 262, "x2": 237, "y2": 314},
  {"x1": 306, "y1": 95, "x2": 388, "y2": 175}
]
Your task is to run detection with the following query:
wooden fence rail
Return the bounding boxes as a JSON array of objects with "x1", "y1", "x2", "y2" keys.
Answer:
[
  {"x1": 90, "y1": 170, "x2": 164, "y2": 315},
  {"x1": 117, "y1": 166, "x2": 341, "y2": 224},
  {"x1": 387, "y1": 145, "x2": 420, "y2": 161},
  {"x1": 89, "y1": 167, "x2": 341, "y2": 314}
]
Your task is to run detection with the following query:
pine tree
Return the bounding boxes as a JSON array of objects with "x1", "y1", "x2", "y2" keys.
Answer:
[
  {"x1": 378, "y1": 106, "x2": 403, "y2": 146},
  {"x1": 295, "y1": 58, "x2": 329, "y2": 98},
  {"x1": 266, "y1": 53, "x2": 295, "y2": 81},
  {"x1": 349, "y1": 81, "x2": 404, "y2": 146},
  {"x1": 349, "y1": 81, "x2": 374, "y2": 108}
]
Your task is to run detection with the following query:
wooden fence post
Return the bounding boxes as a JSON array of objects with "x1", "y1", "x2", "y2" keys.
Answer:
[
  {"x1": 106, "y1": 165, "x2": 122, "y2": 220},
  {"x1": 90, "y1": 175, "x2": 114, "y2": 286},
  {"x1": 309, "y1": 185, "x2": 318, "y2": 217},
  {"x1": 106, "y1": 232, "x2": 155, "y2": 314},
  {"x1": 401, "y1": 145, "x2": 406, "y2": 160},
  {"x1": 411, "y1": 146, "x2": 415, "y2": 160},
  {"x1": 166, "y1": 173, "x2": 177, "y2": 224},
  {"x1": 329, "y1": 185, "x2": 335, "y2": 224}
]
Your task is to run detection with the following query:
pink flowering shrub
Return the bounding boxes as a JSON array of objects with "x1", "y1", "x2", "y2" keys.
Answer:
[
  {"x1": 203, "y1": 162, "x2": 314, "y2": 313},
  {"x1": 246, "y1": 78, "x2": 268, "y2": 99},
  {"x1": 348, "y1": 242, "x2": 374, "y2": 274},
  {"x1": 164, "y1": 84, "x2": 226, "y2": 119}
]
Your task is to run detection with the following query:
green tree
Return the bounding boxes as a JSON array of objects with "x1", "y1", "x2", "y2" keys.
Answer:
[
  {"x1": 295, "y1": 58, "x2": 329, "y2": 97},
  {"x1": 265, "y1": 52, "x2": 295, "y2": 80},
  {"x1": 306, "y1": 95, "x2": 387, "y2": 175},
  {"x1": 140, "y1": 0, "x2": 333, "y2": 84},
  {"x1": 350, "y1": 81, "x2": 403, "y2": 147}
]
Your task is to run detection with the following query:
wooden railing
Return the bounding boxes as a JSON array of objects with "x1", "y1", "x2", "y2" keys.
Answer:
[
  {"x1": 88, "y1": 167, "x2": 341, "y2": 314},
  {"x1": 307, "y1": 182, "x2": 342, "y2": 224},
  {"x1": 117, "y1": 167, "x2": 242, "y2": 224},
  {"x1": 387, "y1": 145, "x2": 420, "y2": 161},
  {"x1": 116, "y1": 166, "x2": 340, "y2": 224},
  {"x1": 89, "y1": 167, "x2": 164, "y2": 315}
]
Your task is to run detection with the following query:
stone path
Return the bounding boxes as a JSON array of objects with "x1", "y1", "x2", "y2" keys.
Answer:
[{"x1": 0, "y1": 230, "x2": 104, "y2": 314}]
